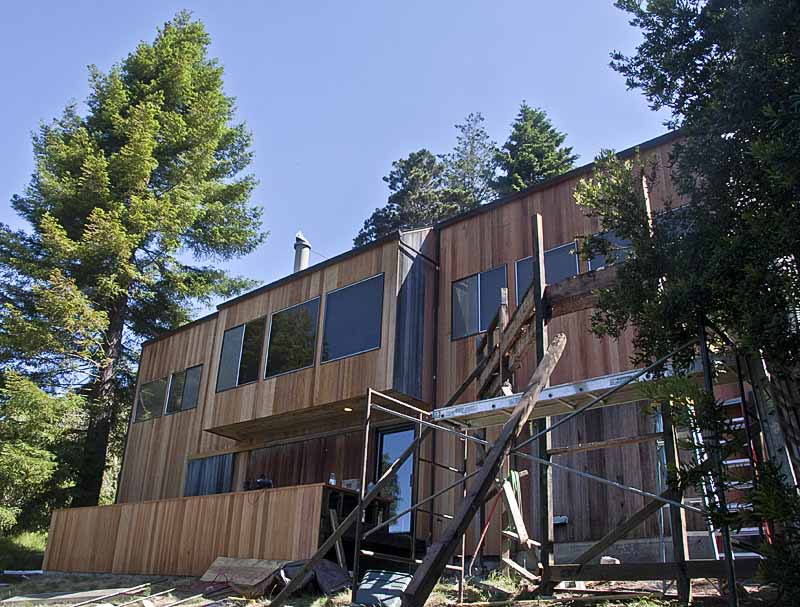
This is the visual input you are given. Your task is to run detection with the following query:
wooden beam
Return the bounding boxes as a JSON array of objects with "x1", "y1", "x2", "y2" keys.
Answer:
[
  {"x1": 550, "y1": 558, "x2": 760, "y2": 582},
  {"x1": 401, "y1": 333, "x2": 567, "y2": 607},
  {"x1": 501, "y1": 480, "x2": 532, "y2": 546},
  {"x1": 501, "y1": 557, "x2": 539, "y2": 583},
  {"x1": 547, "y1": 432, "x2": 662, "y2": 457},
  {"x1": 543, "y1": 266, "x2": 618, "y2": 320},
  {"x1": 328, "y1": 509, "x2": 346, "y2": 570}
]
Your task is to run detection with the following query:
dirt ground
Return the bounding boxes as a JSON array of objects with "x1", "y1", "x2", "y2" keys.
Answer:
[{"x1": 0, "y1": 572, "x2": 779, "y2": 607}]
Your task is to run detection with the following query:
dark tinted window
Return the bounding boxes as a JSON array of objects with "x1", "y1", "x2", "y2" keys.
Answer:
[
  {"x1": 452, "y1": 274, "x2": 479, "y2": 339},
  {"x1": 135, "y1": 378, "x2": 167, "y2": 421},
  {"x1": 167, "y1": 365, "x2": 202, "y2": 413},
  {"x1": 166, "y1": 370, "x2": 186, "y2": 414},
  {"x1": 184, "y1": 454, "x2": 234, "y2": 497},
  {"x1": 216, "y1": 324, "x2": 244, "y2": 391},
  {"x1": 544, "y1": 242, "x2": 579, "y2": 284},
  {"x1": 322, "y1": 274, "x2": 384, "y2": 362},
  {"x1": 588, "y1": 231, "x2": 633, "y2": 271},
  {"x1": 238, "y1": 320, "x2": 266, "y2": 384},
  {"x1": 515, "y1": 257, "x2": 534, "y2": 306},
  {"x1": 266, "y1": 298, "x2": 320, "y2": 377},
  {"x1": 182, "y1": 365, "x2": 202, "y2": 410},
  {"x1": 479, "y1": 266, "x2": 507, "y2": 331}
]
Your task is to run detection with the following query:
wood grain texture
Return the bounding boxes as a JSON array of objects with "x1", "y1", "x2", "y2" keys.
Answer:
[{"x1": 44, "y1": 484, "x2": 324, "y2": 575}]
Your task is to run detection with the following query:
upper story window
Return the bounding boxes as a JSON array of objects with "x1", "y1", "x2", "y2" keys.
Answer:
[
  {"x1": 166, "y1": 365, "x2": 202, "y2": 414},
  {"x1": 515, "y1": 242, "x2": 579, "y2": 304},
  {"x1": 216, "y1": 319, "x2": 266, "y2": 392},
  {"x1": 135, "y1": 377, "x2": 168, "y2": 422},
  {"x1": 451, "y1": 265, "x2": 507, "y2": 339},
  {"x1": 588, "y1": 231, "x2": 633, "y2": 271},
  {"x1": 265, "y1": 297, "x2": 321, "y2": 378},
  {"x1": 322, "y1": 274, "x2": 384, "y2": 362}
]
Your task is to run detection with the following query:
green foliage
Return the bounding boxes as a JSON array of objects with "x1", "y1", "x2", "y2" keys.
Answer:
[
  {"x1": 0, "y1": 531, "x2": 47, "y2": 571},
  {"x1": 0, "y1": 374, "x2": 81, "y2": 530},
  {"x1": 354, "y1": 150, "x2": 464, "y2": 247},
  {"x1": 0, "y1": 11, "x2": 265, "y2": 511},
  {"x1": 493, "y1": 102, "x2": 577, "y2": 194},
  {"x1": 439, "y1": 112, "x2": 498, "y2": 208}
]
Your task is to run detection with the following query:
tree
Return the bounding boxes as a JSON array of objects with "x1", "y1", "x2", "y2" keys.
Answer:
[
  {"x1": 354, "y1": 150, "x2": 463, "y2": 247},
  {"x1": 440, "y1": 112, "x2": 498, "y2": 208},
  {"x1": 0, "y1": 12, "x2": 264, "y2": 508},
  {"x1": 594, "y1": 0, "x2": 800, "y2": 472},
  {"x1": 493, "y1": 102, "x2": 577, "y2": 194},
  {"x1": 0, "y1": 374, "x2": 81, "y2": 530}
]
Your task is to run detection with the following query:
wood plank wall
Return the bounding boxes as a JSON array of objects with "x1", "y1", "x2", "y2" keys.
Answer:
[
  {"x1": 429, "y1": 138, "x2": 680, "y2": 550},
  {"x1": 44, "y1": 485, "x2": 324, "y2": 575}
]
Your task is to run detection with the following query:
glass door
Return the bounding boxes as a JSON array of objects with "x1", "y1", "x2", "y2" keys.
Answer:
[{"x1": 377, "y1": 426, "x2": 415, "y2": 534}]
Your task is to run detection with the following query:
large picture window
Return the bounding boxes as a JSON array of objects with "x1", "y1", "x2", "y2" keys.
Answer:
[
  {"x1": 216, "y1": 319, "x2": 266, "y2": 391},
  {"x1": 265, "y1": 297, "x2": 320, "y2": 378},
  {"x1": 515, "y1": 242, "x2": 579, "y2": 304},
  {"x1": 135, "y1": 377, "x2": 168, "y2": 421},
  {"x1": 587, "y1": 231, "x2": 633, "y2": 271},
  {"x1": 451, "y1": 265, "x2": 507, "y2": 339},
  {"x1": 184, "y1": 453, "x2": 234, "y2": 497},
  {"x1": 322, "y1": 274, "x2": 384, "y2": 362},
  {"x1": 166, "y1": 365, "x2": 202, "y2": 414}
]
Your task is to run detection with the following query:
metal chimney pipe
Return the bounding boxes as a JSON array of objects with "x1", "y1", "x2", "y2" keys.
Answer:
[{"x1": 293, "y1": 231, "x2": 311, "y2": 273}]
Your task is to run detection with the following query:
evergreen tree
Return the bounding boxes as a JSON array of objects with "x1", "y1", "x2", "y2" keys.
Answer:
[
  {"x1": 493, "y1": 103, "x2": 577, "y2": 194},
  {"x1": 0, "y1": 12, "x2": 264, "y2": 508},
  {"x1": 440, "y1": 112, "x2": 498, "y2": 208},
  {"x1": 354, "y1": 150, "x2": 463, "y2": 247}
]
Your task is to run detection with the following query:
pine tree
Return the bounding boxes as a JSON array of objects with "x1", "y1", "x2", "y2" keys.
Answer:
[
  {"x1": 440, "y1": 112, "x2": 498, "y2": 208},
  {"x1": 0, "y1": 12, "x2": 265, "y2": 508},
  {"x1": 354, "y1": 150, "x2": 463, "y2": 247},
  {"x1": 493, "y1": 103, "x2": 577, "y2": 194}
]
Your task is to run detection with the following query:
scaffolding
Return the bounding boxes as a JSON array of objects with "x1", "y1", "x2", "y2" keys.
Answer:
[{"x1": 269, "y1": 213, "x2": 767, "y2": 607}]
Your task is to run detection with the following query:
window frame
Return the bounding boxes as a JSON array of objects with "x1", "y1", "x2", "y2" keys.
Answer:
[
  {"x1": 215, "y1": 318, "x2": 267, "y2": 393},
  {"x1": 165, "y1": 364, "x2": 203, "y2": 415},
  {"x1": 587, "y1": 231, "x2": 633, "y2": 272},
  {"x1": 320, "y1": 272, "x2": 385, "y2": 364},
  {"x1": 134, "y1": 376, "x2": 168, "y2": 423},
  {"x1": 450, "y1": 264, "x2": 508, "y2": 341},
  {"x1": 514, "y1": 241, "x2": 580, "y2": 306},
  {"x1": 264, "y1": 296, "x2": 321, "y2": 379}
]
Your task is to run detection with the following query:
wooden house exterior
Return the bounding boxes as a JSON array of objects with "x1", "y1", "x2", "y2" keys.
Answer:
[{"x1": 44, "y1": 131, "x2": 703, "y2": 575}]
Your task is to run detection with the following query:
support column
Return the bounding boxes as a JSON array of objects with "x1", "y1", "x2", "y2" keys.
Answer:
[{"x1": 660, "y1": 401, "x2": 692, "y2": 603}]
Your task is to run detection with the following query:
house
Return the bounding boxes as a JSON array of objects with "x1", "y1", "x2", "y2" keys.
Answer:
[{"x1": 43, "y1": 131, "x2": 745, "y2": 576}]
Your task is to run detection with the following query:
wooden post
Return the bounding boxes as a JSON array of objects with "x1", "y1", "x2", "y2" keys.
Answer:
[
  {"x1": 660, "y1": 401, "x2": 692, "y2": 603},
  {"x1": 531, "y1": 213, "x2": 554, "y2": 595},
  {"x1": 351, "y1": 396, "x2": 373, "y2": 603},
  {"x1": 401, "y1": 333, "x2": 567, "y2": 607}
]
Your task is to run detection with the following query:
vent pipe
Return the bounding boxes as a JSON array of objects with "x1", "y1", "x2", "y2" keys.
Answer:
[{"x1": 293, "y1": 231, "x2": 311, "y2": 273}]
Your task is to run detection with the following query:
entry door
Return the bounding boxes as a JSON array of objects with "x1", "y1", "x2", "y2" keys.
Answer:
[{"x1": 377, "y1": 426, "x2": 415, "y2": 534}]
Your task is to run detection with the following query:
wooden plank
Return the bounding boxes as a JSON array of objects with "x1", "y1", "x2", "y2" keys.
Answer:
[
  {"x1": 501, "y1": 557, "x2": 539, "y2": 583},
  {"x1": 550, "y1": 558, "x2": 761, "y2": 582},
  {"x1": 328, "y1": 510, "x2": 346, "y2": 569},
  {"x1": 401, "y1": 333, "x2": 567, "y2": 607},
  {"x1": 501, "y1": 481, "x2": 531, "y2": 546},
  {"x1": 547, "y1": 432, "x2": 662, "y2": 456}
]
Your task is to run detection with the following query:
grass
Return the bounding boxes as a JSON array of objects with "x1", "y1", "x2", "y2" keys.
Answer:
[{"x1": 0, "y1": 532, "x2": 47, "y2": 571}]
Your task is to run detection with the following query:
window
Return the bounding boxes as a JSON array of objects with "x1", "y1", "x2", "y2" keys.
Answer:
[
  {"x1": 322, "y1": 274, "x2": 384, "y2": 362},
  {"x1": 587, "y1": 232, "x2": 633, "y2": 271},
  {"x1": 166, "y1": 365, "x2": 202, "y2": 414},
  {"x1": 515, "y1": 242, "x2": 580, "y2": 304},
  {"x1": 377, "y1": 427, "x2": 415, "y2": 534},
  {"x1": 451, "y1": 265, "x2": 508, "y2": 339},
  {"x1": 135, "y1": 377, "x2": 167, "y2": 421},
  {"x1": 216, "y1": 319, "x2": 266, "y2": 391},
  {"x1": 265, "y1": 298, "x2": 320, "y2": 378},
  {"x1": 184, "y1": 454, "x2": 234, "y2": 497}
]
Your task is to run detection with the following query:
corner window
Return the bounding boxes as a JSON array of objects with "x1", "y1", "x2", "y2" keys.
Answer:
[
  {"x1": 588, "y1": 231, "x2": 632, "y2": 271},
  {"x1": 166, "y1": 365, "x2": 202, "y2": 414},
  {"x1": 515, "y1": 257, "x2": 535, "y2": 306},
  {"x1": 216, "y1": 319, "x2": 266, "y2": 391},
  {"x1": 184, "y1": 453, "x2": 234, "y2": 497},
  {"x1": 322, "y1": 274, "x2": 384, "y2": 362},
  {"x1": 265, "y1": 297, "x2": 320, "y2": 378},
  {"x1": 515, "y1": 242, "x2": 580, "y2": 303},
  {"x1": 451, "y1": 265, "x2": 507, "y2": 339},
  {"x1": 135, "y1": 377, "x2": 167, "y2": 421}
]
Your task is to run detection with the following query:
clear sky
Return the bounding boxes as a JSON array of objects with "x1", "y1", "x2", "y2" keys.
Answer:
[{"x1": 0, "y1": 1, "x2": 669, "y2": 317}]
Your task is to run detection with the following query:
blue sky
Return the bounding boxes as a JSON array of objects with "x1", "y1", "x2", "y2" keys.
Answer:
[{"x1": 0, "y1": 1, "x2": 669, "y2": 317}]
